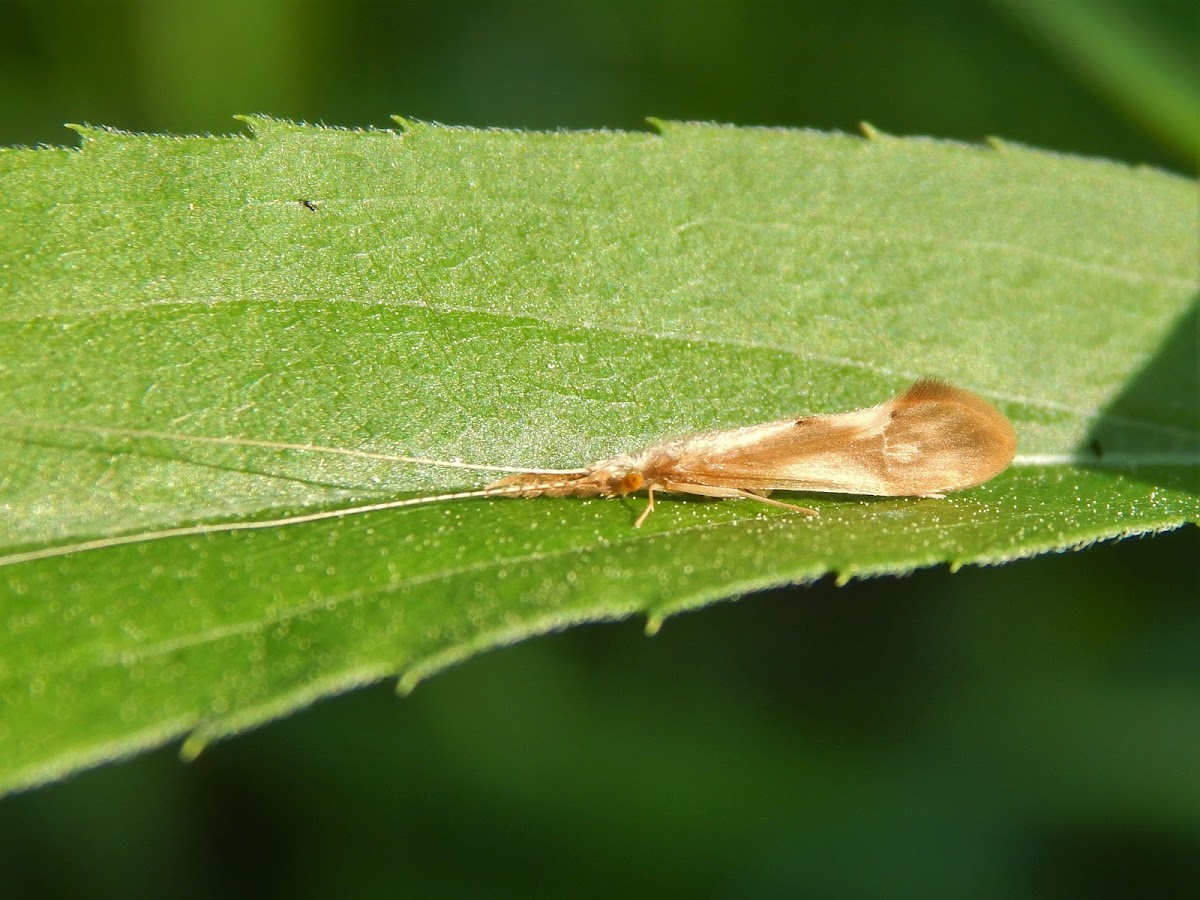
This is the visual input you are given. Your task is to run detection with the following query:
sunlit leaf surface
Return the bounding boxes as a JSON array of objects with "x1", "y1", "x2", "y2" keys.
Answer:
[{"x1": 1, "y1": 118, "x2": 1195, "y2": 794}]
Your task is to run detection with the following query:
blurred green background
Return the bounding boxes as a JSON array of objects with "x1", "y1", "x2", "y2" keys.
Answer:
[{"x1": 2, "y1": 0, "x2": 1197, "y2": 897}]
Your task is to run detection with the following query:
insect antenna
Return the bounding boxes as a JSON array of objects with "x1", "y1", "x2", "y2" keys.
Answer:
[
  {"x1": 0, "y1": 418, "x2": 589, "y2": 475},
  {"x1": 0, "y1": 479, "x2": 580, "y2": 569}
]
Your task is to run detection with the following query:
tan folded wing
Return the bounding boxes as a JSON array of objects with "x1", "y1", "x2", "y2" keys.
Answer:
[{"x1": 641, "y1": 380, "x2": 1016, "y2": 497}]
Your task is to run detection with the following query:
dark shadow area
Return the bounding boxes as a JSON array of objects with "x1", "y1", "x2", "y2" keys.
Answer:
[{"x1": 1085, "y1": 294, "x2": 1200, "y2": 495}]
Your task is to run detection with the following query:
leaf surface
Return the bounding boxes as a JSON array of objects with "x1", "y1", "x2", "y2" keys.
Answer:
[{"x1": 1, "y1": 118, "x2": 1196, "y2": 794}]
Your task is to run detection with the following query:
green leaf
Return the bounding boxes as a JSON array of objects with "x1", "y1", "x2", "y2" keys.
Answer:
[{"x1": 1, "y1": 117, "x2": 1196, "y2": 795}]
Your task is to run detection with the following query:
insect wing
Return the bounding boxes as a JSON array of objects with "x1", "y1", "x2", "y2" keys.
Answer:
[
  {"x1": 645, "y1": 407, "x2": 897, "y2": 494},
  {"x1": 642, "y1": 380, "x2": 1015, "y2": 497},
  {"x1": 875, "y1": 379, "x2": 1016, "y2": 494}
]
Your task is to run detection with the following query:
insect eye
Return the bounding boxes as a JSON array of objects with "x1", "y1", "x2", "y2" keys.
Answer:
[{"x1": 620, "y1": 472, "x2": 645, "y2": 493}]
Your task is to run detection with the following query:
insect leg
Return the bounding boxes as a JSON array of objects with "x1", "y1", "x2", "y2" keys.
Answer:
[
  {"x1": 729, "y1": 490, "x2": 819, "y2": 517},
  {"x1": 661, "y1": 481, "x2": 818, "y2": 517},
  {"x1": 660, "y1": 481, "x2": 746, "y2": 499},
  {"x1": 634, "y1": 483, "x2": 657, "y2": 528}
]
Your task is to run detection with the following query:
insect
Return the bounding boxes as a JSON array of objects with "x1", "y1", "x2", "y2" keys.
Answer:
[
  {"x1": 483, "y1": 377, "x2": 1016, "y2": 527},
  {"x1": 0, "y1": 379, "x2": 1015, "y2": 566}
]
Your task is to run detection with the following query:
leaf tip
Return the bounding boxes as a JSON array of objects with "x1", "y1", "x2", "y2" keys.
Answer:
[
  {"x1": 391, "y1": 115, "x2": 426, "y2": 133},
  {"x1": 64, "y1": 122, "x2": 126, "y2": 149},
  {"x1": 234, "y1": 114, "x2": 301, "y2": 139},
  {"x1": 178, "y1": 731, "x2": 210, "y2": 763},
  {"x1": 859, "y1": 121, "x2": 885, "y2": 141},
  {"x1": 396, "y1": 672, "x2": 421, "y2": 696},
  {"x1": 232, "y1": 113, "x2": 265, "y2": 133},
  {"x1": 644, "y1": 117, "x2": 669, "y2": 136}
]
